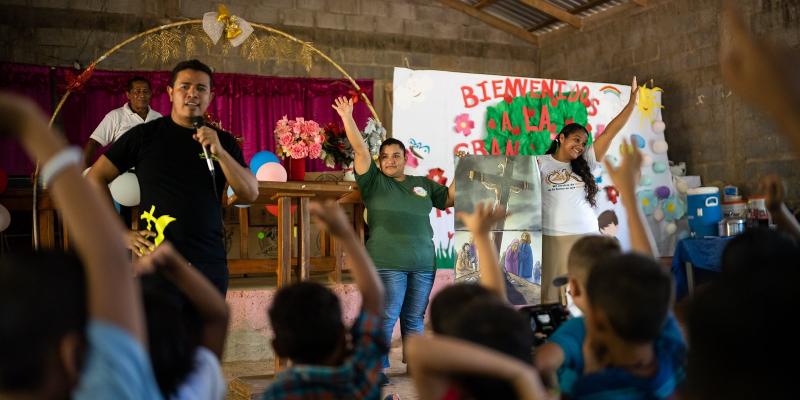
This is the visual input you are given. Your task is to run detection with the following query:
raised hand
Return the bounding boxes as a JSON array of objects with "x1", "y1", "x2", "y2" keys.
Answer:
[
  {"x1": 602, "y1": 138, "x2": 643, "y2": 198},
  {"x1": 309, "y1": 199, "x2": 354, "y2": 238},
  {"x1": 759, "y1": 174, "x2": 785, "y2": 213},
  {"x1": 127, "y1": 229, "x2": 156, "y2": 257},
  {"x1": 628, "y1": 76, "x2": 639, "y2": 106},
  {"x1": 332, "y1": 96, "x2": 354, "y2": 119},
  {"x1": 457, "y1": 202, "x2": 507, "y2": 235}
]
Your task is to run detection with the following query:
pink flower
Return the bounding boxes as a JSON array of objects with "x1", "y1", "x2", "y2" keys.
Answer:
[
  {"x1": 308, "y1": 142, "x2": 322, "y2": 159},
  {"x1": 454, "y1": 113, "x2": 475, "y2": 137},
  {"x1": 290, "y1": 142, "x2": 308, "y2": 159},
  {"x1": 278, "y1": 133, "x2": 294, "y2": 147}
]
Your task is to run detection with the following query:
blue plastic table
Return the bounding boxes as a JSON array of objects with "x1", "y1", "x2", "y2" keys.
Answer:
[{"x1": 671, "y1": 237, "x2": 733, "y2": 300}]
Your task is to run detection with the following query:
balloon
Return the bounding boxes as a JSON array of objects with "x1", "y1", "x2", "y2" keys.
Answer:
[
  {"x1": 249, "y1": 151, "x2": 280, "y2": 174},
  {"x1": 638, "y1": 155, "x2": 652, "y2": 169},
  {"x1": 256, "y1": 163, "x2": 287, "y2": 182},
  {"x1": 108, "y1": 172, "x2": 140, "y2": 207},
  {"x1": 652, "y1": 120, "x2": 666, "y2": 133},
  {"x1": 630, "y1": 134, "x2": 646, "y2": 149},
  {"x1": 0, "y1": 203, "x2": 10, "y2": 232},
  {"x1": 265, "y1": 204, "x2": 296, "y2": 217},
  {"x1": 652, "y1": 161, "x2": 667, "y2": 174},
  {"x1": 639, "y1": 175, "x2": 653, "y2": 186},
  {"x1": 655, "y1": 185, "x2": 671, "y2": 199},
  {"x1": 227, "y1": 186, "x2": 251, "y2": 208},
  {"x1": 676, "y1": 178, "x2": 689, "y2": 194},
  {"x1": 652, "y1": 140, "x2": 669, "y2": 154},
  {"x1": 0, "y1": 168, "x2": 7, "y2": 194},
  {"x1": 653, "y1": 208, "x2": 665, "y2": 222},
  {"x1": 666, "y1": 222, "x2": 677, "y2": 234}
]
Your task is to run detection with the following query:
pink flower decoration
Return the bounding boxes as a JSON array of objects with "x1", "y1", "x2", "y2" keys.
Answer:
[
  {"x1": 454, "y1": 113, "x2": 475, "y2": 137},
  {"x1": 308, "y1": 142, "x2": 322, "y2": 159},
  {"x1": 278, "y1": 133, "x2": 294, "y2": 147},
  {"x1": 290, "y1": 142, "x2": 308, "y2": 159}
]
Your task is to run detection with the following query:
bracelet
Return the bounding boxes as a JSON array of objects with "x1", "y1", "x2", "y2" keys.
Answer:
[{"x1": 40, "y1": 146, "x2": 82, "y2": 187}]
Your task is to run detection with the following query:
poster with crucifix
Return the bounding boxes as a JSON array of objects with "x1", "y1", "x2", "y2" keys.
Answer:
[
  {"x1": 454, "y1": 155, "x2": 543, "y2": 305},
  {"x1": 392, "y1": 68, "x2": 680, "y2": 272}
]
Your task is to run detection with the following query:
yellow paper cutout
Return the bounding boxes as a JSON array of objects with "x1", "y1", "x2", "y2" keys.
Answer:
[
  {"x1": 140, "y1": 205, "x2": 176, "y2": 247},
  {"x1": 636, "y1": 82, "x2": 664, "y2": 124}
]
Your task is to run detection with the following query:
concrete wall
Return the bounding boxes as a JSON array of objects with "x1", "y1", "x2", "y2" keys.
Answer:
[{"x1": 536, "y1": 0, "x2": 800, "y2": 201}]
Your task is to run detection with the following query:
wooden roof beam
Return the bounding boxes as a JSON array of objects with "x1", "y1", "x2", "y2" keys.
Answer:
[
  {"x1": 475, "y1": 0, "x2": 499, "y2": 9},
  {"x1": 439, "y1": 0, "x2": 539, "y2": 46},
  {"x1": 520, "y1": 0, "x2": 582, "y2": 28}
]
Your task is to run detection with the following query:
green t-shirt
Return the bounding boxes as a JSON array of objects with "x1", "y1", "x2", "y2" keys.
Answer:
[{"x1": 355, "y1": 161, "x2": 449, "y2": 271}]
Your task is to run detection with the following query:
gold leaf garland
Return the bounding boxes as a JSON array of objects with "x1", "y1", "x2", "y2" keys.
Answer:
[{"x1": 138, "y1": 25, "x2": 313, "y2": 71}]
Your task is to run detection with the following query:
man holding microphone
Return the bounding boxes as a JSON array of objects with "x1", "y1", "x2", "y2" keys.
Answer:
[{"x1": 89, "y1": 59, "x2": 258, "y2": 294}]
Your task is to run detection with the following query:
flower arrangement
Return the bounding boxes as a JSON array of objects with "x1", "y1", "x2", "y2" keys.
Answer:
[
  {"x1": 274, "y1": 116, "x2": 325, "y2": 159},
  {"x1": 362, "y1": 117, "x2": 386, "y2": 158},
  {"x1": 320, "y1": 123, "x2": 354, "y2": 169}
]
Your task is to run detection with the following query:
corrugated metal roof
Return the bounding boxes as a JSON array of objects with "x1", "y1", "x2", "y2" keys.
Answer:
[{"x1": 456, "y1": 0, "x2": 628, "y2": 35}]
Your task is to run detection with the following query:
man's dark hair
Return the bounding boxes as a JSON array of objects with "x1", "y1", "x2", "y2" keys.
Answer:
[
  {"x1": 721, "y1": 227, "x2": 800, "y2": 275},
  {"x1": 268, "y1": 281, "x2": 344, "y2": 364},
  {"x1": 169, "y1": 59, "x2": 213, "y2": 88},
  {"x1": 142, "y1": 280, "x2": 201, "y2": 398},
  {"x1": 0, "y1": 251, "x2": 87, "y2": 391},
  {"x1": 430, "y1": 283, "x2": 494, "y2": 334},
  {"x1": 378, "y1": 138, "x2": 406, "y2": 157},
  {"x1": 126, "y1": 76, "x2": 151, "y2": 92},
  {"x1": 587, "y1": 253, "x2": 672, "y2": 343},
  {"x1": 450, "y1": 298, "x2": 534, "y2": 400}
]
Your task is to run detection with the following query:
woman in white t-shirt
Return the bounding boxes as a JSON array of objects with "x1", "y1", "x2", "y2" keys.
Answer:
[{"x1": 537, "y1": 77, "x2": 639, "y2": 303}]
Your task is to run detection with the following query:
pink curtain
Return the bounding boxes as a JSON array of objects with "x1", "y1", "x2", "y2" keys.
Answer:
[{"x1": 1, "y1": 62, "x2": 375, "y2": 175}]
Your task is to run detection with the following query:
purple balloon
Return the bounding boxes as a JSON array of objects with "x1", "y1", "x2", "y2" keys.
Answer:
[{"x1": 655, "y1": 185, "x2": 671, "y2": 199}]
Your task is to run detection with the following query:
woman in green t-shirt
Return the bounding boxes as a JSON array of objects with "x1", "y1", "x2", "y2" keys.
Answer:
[{"x1": 333, "y1": 97, "x2": 455, "y2": 377}]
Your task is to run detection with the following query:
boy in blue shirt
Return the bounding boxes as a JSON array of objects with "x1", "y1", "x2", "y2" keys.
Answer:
[{"x1": 0, "y1": 93, "x2": 162, "y2": 400}]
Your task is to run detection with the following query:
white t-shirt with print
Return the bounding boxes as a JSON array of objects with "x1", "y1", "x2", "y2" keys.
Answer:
[
  {"x1": 89, "y1": 103, "x2": 162, "y2": 147},
  {"x1": 538, "y1": 146, "x2": 599, "y2": 236}
]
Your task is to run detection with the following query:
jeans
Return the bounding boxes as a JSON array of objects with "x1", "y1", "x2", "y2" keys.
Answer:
[{"x1": 378, "y1": 269, "x2": 436, "y2": 368}]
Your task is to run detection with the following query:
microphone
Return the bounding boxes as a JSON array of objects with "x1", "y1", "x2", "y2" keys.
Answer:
[{"x1": 191, "y1": 116, "x2": 215, "y2": 175}]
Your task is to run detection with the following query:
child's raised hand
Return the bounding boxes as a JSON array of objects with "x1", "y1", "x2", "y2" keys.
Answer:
[
  {"x1": 133, "y1": 241, "x2": 185, "y2": 277},
  {"x1": 309, "y1": 200, "x2": 354, "y2": 237},
  {"x1": 603, "y1": 138, "x2": 642, "y2": 198},
  {"x1": 759, "y1": 174, "x2": 785, "y2": 213},
  {"x1": 457, "y1": 201, "x2": 507, "y2": 234},
  {"x1": 627, "y1": 76, "x2": 639, "y2": 106},
  {"x1": 331, "y1": 96, "x2": 354, "y2": 118}
]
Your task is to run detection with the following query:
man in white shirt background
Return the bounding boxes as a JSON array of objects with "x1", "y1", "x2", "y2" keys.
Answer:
[{"x1": 82, "y1": 76, "x2": 162, "y2": 166}]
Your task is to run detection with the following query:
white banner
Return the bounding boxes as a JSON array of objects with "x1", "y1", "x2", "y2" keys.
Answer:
[{"x1": 392, "y1": 68, "x2": 679, "y2": 267}]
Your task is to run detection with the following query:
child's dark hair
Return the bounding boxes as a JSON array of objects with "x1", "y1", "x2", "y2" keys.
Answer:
[
  {"x1": 143, "y1": 280, "x2": 202, "y2": 398},
  {"x1": 0, "y1": 251, "x2": 87, "y2": 391},
  {"x1": 449, "y1": 298, "x2": 534, "y2": 400},
  {"x1": 686, "y1": 258, "x2": 798, "y2": 399},
  {"x1": 170, "y1": 59, "x2": 214, "y2": 88},
  {"x1": 721, "y1": 227, "x2": 800, "y2": 275},
  {"x1": 567, "y1": 235, "x2": 622, "y2": 284},
  {"x1": 127, "y1": 76, "x2": 151, "y2": 92},
  {"x1": 430, "y1": 283, "x2": 495, "y2": 334},
  {"x1": 269, "y1": 281, "x2": 345, "y2": 364},
  {"x1": 587, "y1": 253, "x2": 672, "y2": 343},
  {"x1": 545, "y1": 123, "x2": 598, "y2": 207},
  {"x1": 378, "y1": 138, "x2": 406, "y2": 157}
]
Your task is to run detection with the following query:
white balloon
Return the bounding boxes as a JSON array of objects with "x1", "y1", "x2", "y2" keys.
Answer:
[
  {"x1": 653, "y1": 208, "x2": 665, "y2": 222},
  {"x1": 0, "y1": 204, "x2": 10, "y2": 232},
  {"x1": 641, "y1": 154, "x2": 654, "y2": 167},
  {"x1": 652, "y1": 120, "x2": 666, "y2": 133},
  {"x1": 652, "y1": 140, "x2": 669, "y2": 154},
  {"x1": 666, "y1": 222, "x2": 677, "y2": 234},
  {"x1": 108, "y1": 172, "x2": 140, "y2": 207}
]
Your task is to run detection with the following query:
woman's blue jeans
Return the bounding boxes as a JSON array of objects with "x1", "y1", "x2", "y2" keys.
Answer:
[{"x1": 378, "y1": 269, "x2": 436, "y2": 369}]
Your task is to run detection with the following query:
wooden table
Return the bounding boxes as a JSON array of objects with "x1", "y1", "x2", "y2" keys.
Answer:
[
  {"x1": 0, "y1": 187, "x2": 59, "y2": 249},
  {"x1": 227, "y1": 181, "x2": 363, "y2": 287}
]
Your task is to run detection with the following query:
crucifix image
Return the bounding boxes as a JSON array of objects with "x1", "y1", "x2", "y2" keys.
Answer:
[{"x1": 467, "y1": 156, "x2": 531, "y2": 251}]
